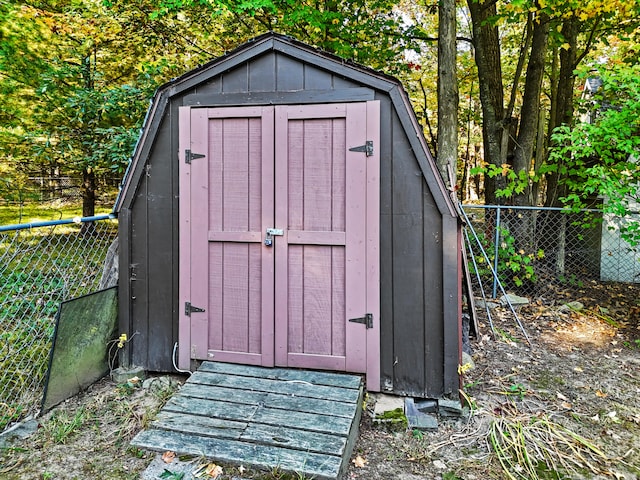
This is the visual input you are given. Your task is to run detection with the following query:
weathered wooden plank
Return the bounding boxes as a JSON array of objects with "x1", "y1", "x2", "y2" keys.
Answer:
[
  {"x1": 188, "y1": 371, "x2": 361, "y2": 402},
  {"x1": 152, "y1": 410, "x2": 347, "y2": 455},
  {"x1": 152, "y1": 411, "x2": 247, "y2": 440},
  {"x1": 164, "y1": 395, "x2": 353, "y2": 436},
  {"x1": 196, "y1": 361, "x2": 362, "y2": 389},
  {"x1": 163, "y1": 395, "x2": 258, "y2": 420},
  {"x1": 131, "y1": 429, "x2": 343, "y2": 480},
  {"x1": 240, "y1": 424, "x2": 347, "y2": 455},
  {"x1": 178, "y1": 383, "x2": 358, "y2": 418},
  {"x1": 252, "y1": 407, "x2": 353, "y2": 436}
]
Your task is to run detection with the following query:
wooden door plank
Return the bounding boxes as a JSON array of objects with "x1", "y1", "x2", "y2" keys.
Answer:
[
  {"x1": 286, "y1": 245, "x2": 304, "y2": 355},
  {"x1": 302, "y1": 119, "x2": 333, "y2": 231},
  {"x1": 274, "y1": 106, "x2": 292, "y2": 367},
  {"x1": 188, "y1": 371, "x2": 361, "y2": 403},
  {"x1": 364, "y1": 100, "x2": 381, "y2": 391},
  {"x1": 197, "y1": 361, "x2": 362, "y2": 389},
  {"x1": 131, "y1": 429, "x2": 343, "y2": 480},
  {"x1": 287, "y1": 230, "x2": 346, "y2": 245},
  {"x1": 331, "y1": 247, "x2": 346, "y2": 357},
  {"x1": 302, "y1": 246, "x2": 333, "y2": 356},
  {"x1": 178, "y1": 107, "x2": 192, "y2": 369},
  {"x1": 188, "y1": 107, "x2": 211, "y2": 361},
  {"x1": 344, "y1": 102, "x2": 368, "y2": 373}
]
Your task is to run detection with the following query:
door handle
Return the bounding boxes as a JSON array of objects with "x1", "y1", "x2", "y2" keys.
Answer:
[{"x1": 265, "y1": 228, "x2": 284, "y2": 246}]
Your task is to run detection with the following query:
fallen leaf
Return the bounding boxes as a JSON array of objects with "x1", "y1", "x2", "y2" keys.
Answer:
[
  {"x1": 556, "y1": 392, "x2": 569, "y2": 402},
  {"x1": 195, "y1": 463, "x2": 223, "y2": 478},
  {"x1": 595, "y1": 389, "x2": 607, "y2": 398},
  {"x1": 561, "y1": 401, "x2": 572, "y2": 409},
  {"x1": 162, "y1": 451, "x2": 176, "y2": 464},
  {"x1": 205, "y1": 464, "x2": 223, "y2": 478},
  {"x1": 352, "y1": 456, "x2": 367, "y2": 468}
]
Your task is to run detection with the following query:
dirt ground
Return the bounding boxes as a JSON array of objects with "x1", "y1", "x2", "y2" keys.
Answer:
[{"x1": 1, "y1": 283, "x2": 639, "y2": 480}]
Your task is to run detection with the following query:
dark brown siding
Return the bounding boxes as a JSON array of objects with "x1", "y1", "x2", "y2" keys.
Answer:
[{"x1": 378, "y1": 108, "x2": 450, "y2": 397}]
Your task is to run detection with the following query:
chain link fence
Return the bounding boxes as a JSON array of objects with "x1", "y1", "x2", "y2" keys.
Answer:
[
  {"x1": 461, "y1": 205, "x2": 640, "y2": 301},
  {"x1": 0, "y1": 216, "x2": 117, "y2": 432}
]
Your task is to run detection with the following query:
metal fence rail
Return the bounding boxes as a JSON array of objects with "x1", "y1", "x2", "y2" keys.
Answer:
[
  {"x1": 0, "y1": 216, "x2": 117, "y2": 431},
  {"x1": 462, "y1": 204, "x2": 640, "y2": 300}
]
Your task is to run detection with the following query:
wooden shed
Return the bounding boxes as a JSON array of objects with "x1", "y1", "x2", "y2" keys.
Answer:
[{"x1": 115, "y1": 33, "x2": 462, "y2": 399}]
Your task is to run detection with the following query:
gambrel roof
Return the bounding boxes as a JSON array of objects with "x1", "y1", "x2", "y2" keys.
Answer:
[{"x1": 114, "y1": 32, "x2": 457, "y2": 218}]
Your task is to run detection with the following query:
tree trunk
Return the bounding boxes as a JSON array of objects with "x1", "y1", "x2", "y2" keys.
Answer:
[
  {"x1": 437, "y1": 0, "x2": 459, "y2": 192},
  {"x1": 467, "y1": 0, "x2": 506, "y2": 205},
  {"x1": 512, "y1": 13, "x2": 550, "y2": 206},
  {"x1": 545, "y1": 18, "x2": 577, "y2": 207}
]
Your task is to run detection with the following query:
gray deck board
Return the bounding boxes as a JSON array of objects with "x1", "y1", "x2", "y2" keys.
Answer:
[
  {"x1": 178, "y1": 383, "x2": 358, "y2": 417},
  {"x1": 131, "y1": 362, "x2": 363, "y2": 480},
  {"x1": 197, "y1": 361, "x2": 363, "y2": 388},
  {"x1": 188, "y1": 370, "x2": 360, "y2": 403}
]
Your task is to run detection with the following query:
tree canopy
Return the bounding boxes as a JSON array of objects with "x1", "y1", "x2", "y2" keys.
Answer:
[{"x1": 0, "y1": 0, "x2": 639, "y2": 218}]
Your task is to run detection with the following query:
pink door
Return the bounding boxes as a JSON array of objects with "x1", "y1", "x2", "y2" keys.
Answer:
[{"x1": 179, "y1": 103, "x2": 380, "y2": 388}]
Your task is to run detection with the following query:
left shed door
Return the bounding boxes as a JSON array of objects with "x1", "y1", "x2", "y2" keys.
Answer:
[{"x1": 178, "y1": 106, "x2": 276, "y2": 368}]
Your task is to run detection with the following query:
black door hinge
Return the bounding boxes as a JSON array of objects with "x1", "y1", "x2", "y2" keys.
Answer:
[
  {"x1": 349, "y1": 140, "x2": 374, "y2": 157},
  {"x1": 349, "y1": 313, "x2": 373, "y2": 329},
  {"x1": 185, "y1": 302, "x2": 205, "y2": 316},
  {"x1": 185, "y1": 149, "x2": 205, "y2": 164}
]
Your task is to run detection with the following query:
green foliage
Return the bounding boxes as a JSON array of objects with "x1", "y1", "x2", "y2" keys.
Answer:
[
  {"x1": 148, "y1": 0, "x2": 416, "y2": 75},
  {"x1": 471, "y1": 226, "x2": 543, "y2": 288},
  {"x1": 549, "y1": 63, "x2": 640, "y2": 244}
]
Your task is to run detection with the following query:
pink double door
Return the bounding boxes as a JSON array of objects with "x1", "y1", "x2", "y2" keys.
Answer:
[{"x1": 179, "y1": 102, "x2": 379, "y2": 388}]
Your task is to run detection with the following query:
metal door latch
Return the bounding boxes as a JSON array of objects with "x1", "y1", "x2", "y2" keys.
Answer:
[{"x1": 265, "y1": 228, "x2": 284, "y2": 246}]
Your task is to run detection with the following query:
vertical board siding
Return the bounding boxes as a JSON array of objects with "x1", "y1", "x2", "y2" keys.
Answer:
[
  {"x1": 221, "y1": 63, "x2": 249, "y2": 93},
  {"x1": 276, "y1": 53, "x2": 304, "y2": 91},
  {"x1": 378, "y1": 96, "x2": 395, "y2": 392},
  {"x1": 442, "y1": 216, "x2": 461, "y2": 395},
  {"x1": 249, "y1": 54, "x2": 276, "y2": 92},
  {"x1": 303, "y1": 64, "x2": 334, "y2": 90},
  {"x1": 423, "y1": 197, "x2": 445, "y2": 395},
  {"x1": 390, "y1": 111, "x2": 426, "y2": 394},
  {"x1": 130, "y1": 175, "x2": 149, "y2": 367}
]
